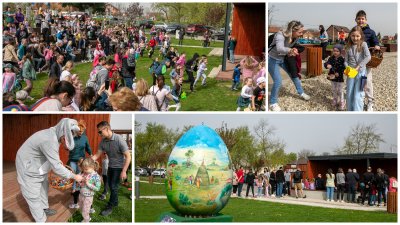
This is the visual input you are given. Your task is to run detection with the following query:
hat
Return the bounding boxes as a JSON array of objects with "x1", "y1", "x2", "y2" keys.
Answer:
[
  {"x1": 16, "y1": 90, "x2": 28, "y2": 100},
  {"x1": 4, "y1": 63, "x2": 13, "y2": 69},
  {"x1": 256, "y1": 77, "x2": 266, "y2": 85},
  {"x1": 333, "y1": 44, "x2": 343, "y2": 52}
]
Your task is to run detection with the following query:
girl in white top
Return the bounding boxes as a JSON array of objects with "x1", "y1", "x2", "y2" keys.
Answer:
[
  {"x1": 194, "y1": 57, "x2": 208, "y2": 87},
  {"x1": 236, "y1": 77, "x2": 253, "y2": 111},
  {"x1": 149, "y1": 75, "x2": 173, "y2": 111},
  {"x1": 60, "y1": 60, "x2": 74, "y2": 81}
]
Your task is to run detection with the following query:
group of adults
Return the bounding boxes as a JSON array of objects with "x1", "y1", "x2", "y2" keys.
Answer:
[
  {"x1": 231, "y1": 165, "x2": 396, "y2": 208},
  {"x1": 16, "y1": 118, "x2": 131, "y2": 222}
]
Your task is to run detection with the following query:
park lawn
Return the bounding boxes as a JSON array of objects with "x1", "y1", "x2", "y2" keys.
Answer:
[
  {"x1": 135, "y1": 198, "x2": 397, "y2": 222},
  {"x1": 68, "y1": 171, "x2": 132, "y2": 222},
  {"x1": 140, "y1": 176, "x2": 166, "y2": 184},
  {"x1": 138, "y1": 181, "x2": 166, "y2": 197},
  {"x1": 25, "y1": 45, "x2": 239, "y2": 111}
]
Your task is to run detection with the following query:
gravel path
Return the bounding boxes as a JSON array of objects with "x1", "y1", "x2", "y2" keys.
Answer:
[{"x1": 271, "y1": 52, "x2": 397, "y2": 111}]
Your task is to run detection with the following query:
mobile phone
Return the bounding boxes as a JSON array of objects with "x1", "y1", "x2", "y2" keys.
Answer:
[{"x1": 105, "y1": 80, "x2": 110, "y2": 90}]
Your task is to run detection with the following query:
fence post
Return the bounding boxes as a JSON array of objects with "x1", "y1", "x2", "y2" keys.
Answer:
[{"x1": 135, "y1": 176, "x2": 140, "y2": 199}]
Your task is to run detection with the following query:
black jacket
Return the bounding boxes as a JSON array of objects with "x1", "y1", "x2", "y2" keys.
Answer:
[
  {"x1": 362, "y1": 172, "x2": 375, "y2": 185},
  {"x1": 276, "y1": 169, "x2": 285, "y2": 183},
  {"x1": 49, "y1": 62, "x2": 62, "y2": 79},
  {"x1": 346, "y1": 172, "x2": 359, "y2": 185},
  {"x1": 246, "y1": 172, "x2": 255, "y2": 184}
]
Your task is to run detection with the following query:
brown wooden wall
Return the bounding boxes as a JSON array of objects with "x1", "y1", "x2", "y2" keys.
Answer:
[
  {"x1": 232, "y1": 3, "x2": 266, "y2": 57},
  {"x1": 3, "y1": 114, "x2": 110, "y2": 163}
]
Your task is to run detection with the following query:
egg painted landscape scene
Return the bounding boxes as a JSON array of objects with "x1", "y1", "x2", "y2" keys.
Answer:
[{"x1": 166, "y1": 126, "x2": 233, "y2": 216}]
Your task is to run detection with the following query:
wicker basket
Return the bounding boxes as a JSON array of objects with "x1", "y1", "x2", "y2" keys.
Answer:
[
  {"x1": 49, "y1": 165, "x2": 74, "y2": 191},
  {"x1": 366, "y1": 48, "x2": 383, "y2": 68}
]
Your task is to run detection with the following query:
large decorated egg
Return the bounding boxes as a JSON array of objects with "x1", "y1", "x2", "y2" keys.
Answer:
[{"x1": 166, "y1": 125, "x2": 233, "y2": 216}]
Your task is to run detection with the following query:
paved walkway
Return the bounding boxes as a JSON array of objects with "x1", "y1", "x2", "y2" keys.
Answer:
[{"x1": 137, "y1": 195, "x2": 387, "y2": 212}]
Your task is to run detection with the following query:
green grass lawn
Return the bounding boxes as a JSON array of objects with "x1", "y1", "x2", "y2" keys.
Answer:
[
  {"x1": 68, "y1": 171, "x2": 132, "y2": 222},
  {"x1": 137, "y1": 176, "x2": 166, "y2": 196},
  {"x1": 25, "y1": 42, "x2": 238, "y2": 110},
  {"x1": 135, "y1": 198, "x2": 397, "y2": 222}
]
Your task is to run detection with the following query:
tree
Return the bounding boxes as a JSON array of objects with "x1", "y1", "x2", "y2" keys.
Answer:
[
  {"x1": 152, "y1": 3, "x2": 186, "y2": 23},
  {"x1": 253, "y1": 119, "x2": 276, "y2": 166},
  {"x1": 297, "y1": 149, "x2": 316, "y2": 159},
  {"x1": 268, "y1": 5, "x2": 277, "y2": 25},
  {"x1": 184, "y1": 149, "x2": 194, "y2": 167},
  {"x1": 61, "y1": 3, "x2": 106, "y2": 14},
  {"x1": 336, "y1": 123, "x2": 385, "y2": 155},
  {"x1": 126, "y1": 3, "x2": 144, "y2": 21}
]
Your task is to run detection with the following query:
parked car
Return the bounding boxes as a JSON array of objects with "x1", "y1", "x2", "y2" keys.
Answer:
[
  {"x1": 154, "y1": 22, "x2": 168, "y2": 30},
  {"x1": 186, "y1": 24, "x2": 207, "y2": 36},
  {"x1": 151, "y1": 168, "x2": 166, "y2": 178},
  {"x1": 139, "y1": 20, "x2": 155, "y2": 29},
  {"x1": 135, "y1": 168, "x2": 148, "y2": 176},
  {"x1": 166, "y1": 24, "x2": 184, "y2": 34},
  {"x1": 211, "y1": 28, "x2": 226, "y2": 40}
]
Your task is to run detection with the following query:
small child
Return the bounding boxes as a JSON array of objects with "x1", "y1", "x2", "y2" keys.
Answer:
[
  {"x1": 193, "y1": 57, "x2": 207, "y2": 87},
  {"x1": 99, "y1": 152, "x2": 109, "y2": 201},
  {"x1": 264, "y1": 177, "x2": 270, "y2": 198},
  {"x1": 169, "y1": 64, "x2": 178, "y2": 86},
  {"x1": 87, "y1": 44, "x2": 93, "y2": 62},
  {"x1": 256, "y1": 175, "x2": 264, "y2": 198},
  {"x1": 324, "y1": 44, "x2": 346, "y2": 110},
  {"x1": 284, "y1": 44, "x2": 305, "y2": 79},
  {"x1": 344, "y1": 26, "x2": 371, "y2": 111},
  {"x1": 370, "y1": 183, "x2": 377, "y2": 206},
  {"x1": 252, "y1": 77, "x2": 266, "y2": 111},
  {"x1": 70, "y1": 158, "x2": 84, "y2": 209},
  {"x1": 77, "y1": 158, "x2": 101, "y2": 222},
  {"x1": 168, "y1": 76, "x2": 183, "y2": 111},
  {"x1": 3, "y1": 63, "x2": 16, "y2": 93},
  {"x1": 231, "y1": 64, "x2": 241, "y2": 91},
  {"x1": 236, "y1": 77, "x2": 253, "y2": 111}
]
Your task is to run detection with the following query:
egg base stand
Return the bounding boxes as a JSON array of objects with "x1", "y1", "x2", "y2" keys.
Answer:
[{"x1": 158, "y1": 212, "x2": 233, "y2": 222}]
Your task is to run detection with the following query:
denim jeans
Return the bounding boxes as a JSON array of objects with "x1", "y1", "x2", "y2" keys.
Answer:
[
  {"x1": 102, "y1": 174, "x2": 109, "y2": 195},
  {"x1": 107, "y1": 167, "x2": 122, "y2": 207},
  {"x1": 246, "y1": 183, "x2": 254, "y2": 197},
  {"x1": 238, "y1": 182, "x2": 244, "y2": 197},
  {"x1": 229, "y1": 50, "x2": 234, "y2": 63},
  {"x1": 124, "y1": 77, "x2": 133, "y2": 90},
  {"x1": 70, "y1": 161, "x2": 80, "y2": 190},
  {"x1": 276, "y1": 182, "x2": 284, "y2": 197},
  {"x1": 377, "y1": 187, "x2": 386, "y2": 205},
  {"x1": 347, "y1": 184, "x2": 356, "y2": 202},
  {"x1": 346, "y1": 70, "x2": 366, "y2": 111},
  {"x1": 268, "y1": 56, "x2": 304, "y2": 105},
  {"x1": 231, "y1": 81, "x2": 240, "y2": 90},
  {"x1": 326, "y1": 187, "x2": 334, "y2": 200},
  {"x1": 257, "y1": 187, "x2": 263, "y2": 197}
]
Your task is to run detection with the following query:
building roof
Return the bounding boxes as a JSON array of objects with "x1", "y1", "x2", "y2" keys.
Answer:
[
  {"x1": 268, "y1": 25, "x2": 281, "y2": 33},
  {"x1": 308, "y1": 153, "x2": 397, "y2": 161},
  {"x1": 288, "y1": 157, "x2": 308, "y2": 165},
  {"x1": 327, "y1": 25, "x2": 350, "y2": 33}
]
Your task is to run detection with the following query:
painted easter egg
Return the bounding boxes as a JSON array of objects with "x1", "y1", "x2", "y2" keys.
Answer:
[{"x1": 165, "y1": 125, "x2": 233, "y2": 216}]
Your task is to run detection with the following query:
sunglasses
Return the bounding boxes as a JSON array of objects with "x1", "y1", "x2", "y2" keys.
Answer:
[{"x1": 98, "y1": 127, "x2": 106, "y2": 135}]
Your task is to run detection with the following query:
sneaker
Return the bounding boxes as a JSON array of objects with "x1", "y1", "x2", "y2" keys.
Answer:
[
  {"x1": 330, "y1": 200, "x2": 334, "y2": 202},
  {"x1": 44, "y1": 208, "x2": 57, "y2": 216},
  {"x1": 69, "y1": 203, "x2": 79, "y2": 209},
  {"x1": 300, "y1": 93, "x2": 310, "y2": 101},
  {"x1": 326, "y1": 199, "x2": 329, "y2": 202},
  {"x1": 303, "y1": 195, "x2": 307, "y2": 198},
  {"x1": 233, "y1": 88, "x2": 238, "y2": 91},
  {"x1": 269, "y1": 103, "x2": 281, "y2": 112},
  {"x1": 98, "y1": 194, "x2": 106, "y2": 200},
  {"x1": 27, "y1": 96, "x2": 35, "y2": 101},
  {"x1": 101, "y1": 206, "x2": 113, "y2": 216},
  {"x1": 90, "y1": 208, "x2": 95, "y2": 214}
]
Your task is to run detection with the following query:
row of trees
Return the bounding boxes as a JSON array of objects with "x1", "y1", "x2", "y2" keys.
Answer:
[
  {"x1": 151, "y1": 3, "x2": 227, "y2": 28},
  {"x1": 135, "y1": 120, "x2": 387, "y2": 170}
]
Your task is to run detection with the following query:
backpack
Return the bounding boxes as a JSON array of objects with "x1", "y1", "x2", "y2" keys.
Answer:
[
  {"x1": 294, "y1": 171, "x2": 302, "y2": 180},
  {"x1": 268, "y1": 33, "x2": 277, "y2": 52},
  {"x1": 155, "y1": 63, "x2": 167, "y2": 76},
  {"x1": 127, "y1": 53, "x2": 136, "y2": 68},
  {"x1": 86, "y1": 66, "x2": 101, "y2": 90}
]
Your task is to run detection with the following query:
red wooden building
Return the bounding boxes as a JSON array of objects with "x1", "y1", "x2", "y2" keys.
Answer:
[
  {"x1": 307, "y1": 153, "x2": 397, "y2": 179},
  {"x1": 3, "y1": 114, "x2": 110, "y2": 163},
  {"x1": 231, "y1": 3, "x2": 265, "y2": 57}
]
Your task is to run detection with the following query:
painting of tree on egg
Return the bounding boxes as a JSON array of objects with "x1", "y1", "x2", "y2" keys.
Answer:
[{"x1": 165, "y1": 125, "x2": 233, "y2": 216}]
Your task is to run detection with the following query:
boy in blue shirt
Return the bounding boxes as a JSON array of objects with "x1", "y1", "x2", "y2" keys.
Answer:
[{"x1": 231, "y1": 64, "x2": 241, "y2": 91}]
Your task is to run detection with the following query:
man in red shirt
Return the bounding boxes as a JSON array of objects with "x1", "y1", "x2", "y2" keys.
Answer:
[{"x1": 236, "y1": 166, "x2": 245, "y2": 197}]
